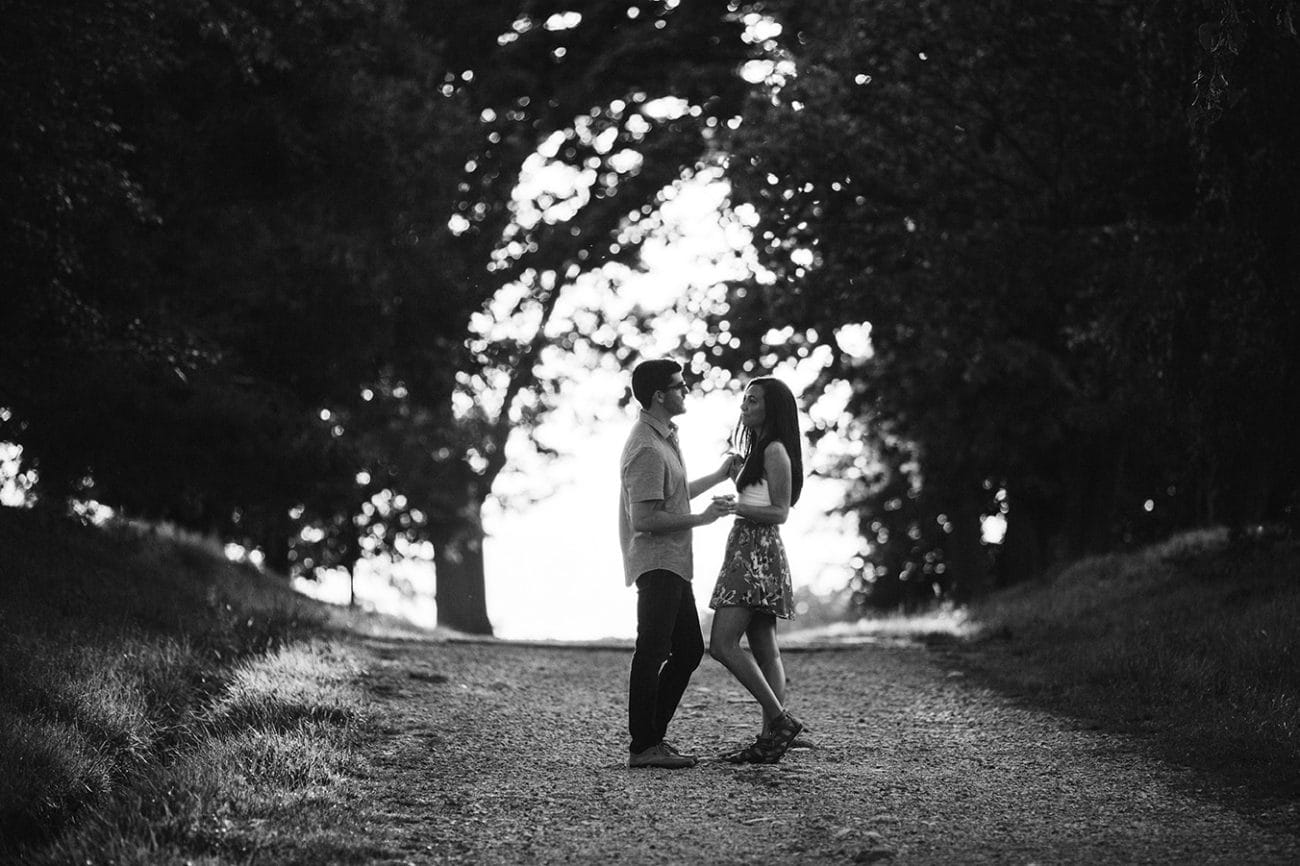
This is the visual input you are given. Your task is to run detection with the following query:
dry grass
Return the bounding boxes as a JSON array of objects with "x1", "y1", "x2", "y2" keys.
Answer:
[
  {"x1": 5, "y1": 504, "x2": 1294, "y2": 860},
  {"x1": 954, "y1": 528, "x2": 1300, "y2": 803},
  {"x1": 785, "y1": 603, "x2": 975, "y2": 646},
  {"x1": 0, "y1": 507, "x2": 370, "y2": 863},
  {"x1": 794, "y1": 528, "x2": 1300, "y2": 804},
  {"x1": 38, "y1": 643, "x2": 368, "y2": 865}
]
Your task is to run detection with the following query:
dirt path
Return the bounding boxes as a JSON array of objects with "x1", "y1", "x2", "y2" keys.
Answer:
[{"x1": 338, "y1": 635, "x2": 1299, "y2": 865}]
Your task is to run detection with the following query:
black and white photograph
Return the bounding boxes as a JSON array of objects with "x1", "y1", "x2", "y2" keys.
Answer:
[{"x1": 2, "y1": 1, "x2": 1297, "y2": 863}]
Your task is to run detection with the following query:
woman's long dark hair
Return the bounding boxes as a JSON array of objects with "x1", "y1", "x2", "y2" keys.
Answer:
[{"x1": 731, "y1": 377, "x2": 803, "y2": 506}]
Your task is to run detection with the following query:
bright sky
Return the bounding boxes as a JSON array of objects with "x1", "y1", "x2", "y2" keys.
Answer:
[
  {"x1": 296, "y1": 388, "x2": 860, "y2": 641},
  {"x1": 484, "y1": 387, "x2": 860, "y2": 641},
  {"x1": 295, "y1": 172, "x2": 865, "y2": 640},
  {"x1": 2, "y1": 166, "x2": 865, "y2": 642},
  {"x1": 1, "y1": 12, "x2": 884, "y2": 641},
  {"x1": 2, "y1": 78, "x2": 1011, "y2": 638}
]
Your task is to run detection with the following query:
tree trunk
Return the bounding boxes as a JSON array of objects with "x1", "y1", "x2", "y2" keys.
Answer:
[
  {"x1": 1083, "y1": 438, "x2": 1123, "y2": 554},
  {"x1": 999, "y1": 502, "x2": 1044, "y2": 587},
  {"x1": 432, "y1": 516, "x2": 493, "y2": 635},
  {"x1": 947, "y1": 496, "x2": 989, "y2": 603},
  {"x1": 340, "y1": 516, "x2": 362, "y2": 608},
  {"x1": 1056, "y1": 458, "x2": 1087, "y2": 564},
  {"x1": 261, "y1": 505, "x2": 292, "y2": 577}
]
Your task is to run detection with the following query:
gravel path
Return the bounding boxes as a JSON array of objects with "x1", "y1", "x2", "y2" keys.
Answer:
[{"x1": 341, "y1": 635, "x2": 1299, "y2": 865}]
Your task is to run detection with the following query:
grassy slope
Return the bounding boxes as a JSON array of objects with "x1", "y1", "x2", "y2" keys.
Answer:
[
  {"x1": 3, "y1": 508, "x2": 1295, "y2": 858},
  {"x1": 951, "y1": 528, "x2": 1300, "y2": 809},
  {"x1": 0, "y1": 507, "x2": 376, "y2": 864}
]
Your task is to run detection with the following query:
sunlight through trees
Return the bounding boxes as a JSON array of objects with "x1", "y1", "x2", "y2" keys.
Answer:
[{"x1": 3, "y1": 0, "x2": 1296, "y2": 628}]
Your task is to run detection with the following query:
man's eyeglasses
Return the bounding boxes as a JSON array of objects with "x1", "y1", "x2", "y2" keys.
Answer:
[{"x1": 663, "y1": 382, "x2": 688, "y2": 394}]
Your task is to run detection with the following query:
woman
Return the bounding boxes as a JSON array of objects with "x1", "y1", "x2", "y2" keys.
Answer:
[{"x1": 708, "y1": 376, "x2": 805, "y2": 764}]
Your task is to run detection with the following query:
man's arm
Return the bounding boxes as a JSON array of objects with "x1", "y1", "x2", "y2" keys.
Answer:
[{"x1": 631, "y1": 497, "x2": 729, "y2": 533}]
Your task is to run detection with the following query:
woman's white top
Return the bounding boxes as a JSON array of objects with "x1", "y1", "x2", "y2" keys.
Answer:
[{"x1": 737, "y1": 478, "x2": 771, "y2": 507}]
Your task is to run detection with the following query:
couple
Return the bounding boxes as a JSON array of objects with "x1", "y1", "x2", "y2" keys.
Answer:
[{"x1": 618, "y1": 358, "x2": 805, "y2": 769}]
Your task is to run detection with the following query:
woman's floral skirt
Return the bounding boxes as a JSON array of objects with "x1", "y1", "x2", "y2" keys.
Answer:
[{"x1": 708, "y1": 518, "x2": 794, "y2": 619}]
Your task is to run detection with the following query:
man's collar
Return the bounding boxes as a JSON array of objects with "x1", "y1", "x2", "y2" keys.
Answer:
[{"x1": 638, "y1": 409, "x2": 677, "y2": 439}]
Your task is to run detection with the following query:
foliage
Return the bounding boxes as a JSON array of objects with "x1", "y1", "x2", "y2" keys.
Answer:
[
  {"x1": 1, "y1": 0, "x2": 463, "y2": 550},
  {"x1": 9, "y1": 0, "x2": 1294, "y2": 620},
  {"x1": 712, "y1": 0, "x2": 1300, "y2": 607},
  {"x1": 360, "y1": 0, "x2": 751, "y2": 632},
  {"x1": 0, "y1": 1, "x2": 751, "y2": 633}
]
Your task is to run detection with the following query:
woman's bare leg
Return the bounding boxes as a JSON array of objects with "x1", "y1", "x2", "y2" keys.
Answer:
[
  {"x1": 709, "y1": 606, "x2": 784, "y2": 722},
  {"x1": 745, "y1": 614, "x2": 785, "y2": 731}
]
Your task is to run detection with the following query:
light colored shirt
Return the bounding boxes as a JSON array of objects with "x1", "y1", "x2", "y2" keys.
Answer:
[
  {"x1": 738, "y1": 478, "x2": 771, "y2": 507},
  {"x1": 619, "y1": 411, "x2": 693, "y2": 586}
]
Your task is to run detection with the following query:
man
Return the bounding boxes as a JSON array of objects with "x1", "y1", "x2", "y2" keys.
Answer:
[{"x1": 620, "y1": 359, "x2": 734, "y2": 769}]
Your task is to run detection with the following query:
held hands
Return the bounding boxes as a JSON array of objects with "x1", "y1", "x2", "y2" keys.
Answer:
[{"x1": 702, "y1": 493, "x2": 735, "y2": 523}]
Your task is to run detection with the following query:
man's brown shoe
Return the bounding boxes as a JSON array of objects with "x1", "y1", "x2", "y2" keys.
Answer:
[
  {"x1": 628, "y1": 743, "x2": 695, "y2": 769},
  {"x1": 660, "y1": 740, "x2": 699, "y2": 766}
]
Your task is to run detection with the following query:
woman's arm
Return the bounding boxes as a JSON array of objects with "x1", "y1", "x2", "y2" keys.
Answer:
[
  {"x1": 688, "y1": 453, "x2": 739, "y2": 500},
  {"x1": 733, "y1": 442, "x2": 792, "y2": 525}
]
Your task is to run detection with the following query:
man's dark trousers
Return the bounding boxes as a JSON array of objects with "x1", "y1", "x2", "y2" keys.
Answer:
[{"x1": 628, "y1": 569, "x2": 704, "y2": 753}]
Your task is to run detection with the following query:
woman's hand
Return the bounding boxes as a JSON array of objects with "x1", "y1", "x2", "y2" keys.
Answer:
[
  {"x1": 714, "y1": 452, "x2": 740, "y2": 485},
  {"x1": 702, "y1": 495, "x2": 733, "y2": 523}
]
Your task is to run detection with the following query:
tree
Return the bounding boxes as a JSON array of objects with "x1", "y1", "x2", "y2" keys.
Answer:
[
  {"x1": 1, "y1": 0, "x2": 478, "y2": 574},
  {"x1": 1, "y1": 0, "x2": 753, "y2": 635},
  {"x1": 378, "y1": 0, "x2": 750, "y2": 632},
  {"x1": 710, "y1": 0, "x2": 1299, "y2": 607}
]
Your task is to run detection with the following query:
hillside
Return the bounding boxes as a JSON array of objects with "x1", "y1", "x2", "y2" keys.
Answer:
[
  {"x1": 0, "y1": 506, "x2": 379, "y2": 857},
  {"x1": 952, "y1": 528, "x2": 1300, "y2": 806},
  {"x1": 1, "y1": 509, "x2": 1296, "y2": 862}
]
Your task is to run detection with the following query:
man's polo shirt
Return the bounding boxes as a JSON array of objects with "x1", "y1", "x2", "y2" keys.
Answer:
[{"x1": 619, "y1": 410, "x2": 693, "y2": 586}]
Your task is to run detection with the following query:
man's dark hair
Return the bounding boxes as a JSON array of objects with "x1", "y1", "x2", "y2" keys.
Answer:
[{"x1": 631, "y1": 359, "x2": 682, "y2": 408}]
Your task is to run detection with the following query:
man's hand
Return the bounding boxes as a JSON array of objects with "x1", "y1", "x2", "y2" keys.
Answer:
[{"x1": 701, "y1": 494, "x2": 734, "y2": 524}]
